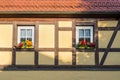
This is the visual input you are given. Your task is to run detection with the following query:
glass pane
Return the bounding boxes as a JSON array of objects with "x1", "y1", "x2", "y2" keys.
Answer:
[
  {"x1": 20, "y1": 38, "x2": 26, "y2": 42},
  {"x1": 85, "y1": 29, "x2": 90, "y2": 36},
  {"x1": 85, "y1": 38, "x2": 90, "y2": 42},
  {"x1": 79, "y1": 29, "x2": 84, "y2": 37},
  {"x1": 27, "y1": 29, "x2": 32, "y2": 37},
  {"x1": 27, "y1": 38, "x2": 32, "y2": 41},
  {"x1": 21, "y1": 29, "x2": 26, "y2": 37},
  {"x1": 79, "y1": 38, "x2": 84, "y2": 42}
]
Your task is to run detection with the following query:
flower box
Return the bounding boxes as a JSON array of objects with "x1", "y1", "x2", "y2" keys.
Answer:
[
  {"x1": 15, "y1": 40, "x2": 33, "y2": 49},
  {"x1": 77, "y1": 40, "x2": 96, "y2": 50}
]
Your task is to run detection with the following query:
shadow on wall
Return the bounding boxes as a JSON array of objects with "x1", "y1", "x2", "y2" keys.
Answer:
[
  {"x1": 0, "y1": 51, "x2": 95, "y2": 68},
  {"x1": 39, "y1": 52, "x2": 94, "y2": 65},
  {"x1": 0, "y1": 51, "x2": 12, "y2": 71}
]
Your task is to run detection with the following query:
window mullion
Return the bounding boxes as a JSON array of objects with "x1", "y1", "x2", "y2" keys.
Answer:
[
  {"x1": 84, "y1": 29, "x2": 85, "y2": 41},
  {"x1": 26, "y1": 29, "x2": 27, "y2": 41}
]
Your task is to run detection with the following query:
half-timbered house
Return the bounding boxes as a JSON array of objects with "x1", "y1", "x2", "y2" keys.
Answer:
[{"x1": 0, "y1": 0, "x2": 120, "y2": 70}]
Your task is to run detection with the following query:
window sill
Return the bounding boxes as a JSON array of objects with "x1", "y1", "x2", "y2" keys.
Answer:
[
  {"x1": 15, "y1": 48, "x2": 34, "y2": 51},
  {"x1": 76, "y1": 48, "x2": 95, "y2": 52}
]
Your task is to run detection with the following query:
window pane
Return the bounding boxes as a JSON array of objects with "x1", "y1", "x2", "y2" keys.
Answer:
[
  {"x1": 79, "y1": 38, "x2": 84, "y2": 42},
  {"x1": 21, "y1": 29, "x2": 26, "y2": 37},
  {"x1": 27, "y1": 38, "x2": 32, "y2": 41},
  {"x1": 79, "y1": 29, "x2": 84, "y2": 37},
  {"x1": 85, "y1": 29, "x2": 90, "y2": 36},
  {"x1": 20, "y1": 38, "x2": 26, "y2": 42},
  {"x1": 85, "y1": 38, "x2": 90, "y2": 42},
  {"x1": 27, "y1": 29, "x2": 32, "y2": 37}
]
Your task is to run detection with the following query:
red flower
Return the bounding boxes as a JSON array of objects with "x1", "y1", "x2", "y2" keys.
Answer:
[
  {"x1": 80, "y1": 40, "x2": 87, "y2": 45},
  {"x1": 87, "y1": 42, "x2": 96, "y2": 48},
  {"x1": 18, "y1": 42, "x2": 24, "y2": 48}
]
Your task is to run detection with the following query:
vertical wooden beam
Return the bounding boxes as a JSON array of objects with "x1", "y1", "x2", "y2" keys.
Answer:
[
  {"x1": 94, "y1": 20, "x2": 99, "y2": 66},
  {"x1": 100, "y1": 19, "x2": 120, "y2": 65},
  {"x1": 55, "y1": 21, "x2": 59, "y2": 65},
  {"x1": 12, "y1": 22, "x2": 17, "y2": 66},
  {"x1": 12, "y1": 48, "x2": 16, "y2": 66},
  {"x1": 34, "y1": 22, "x2": 39, "y2": 66},
  {"x1": 34, "y1": 50, "x2": 38, "y2": 66},
  {"x1": 72, "y1": 20, "x2": 76, "y2": 65}
]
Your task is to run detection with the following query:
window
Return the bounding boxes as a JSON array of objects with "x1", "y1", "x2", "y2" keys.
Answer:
[
  {"x1": 18, "y1": 26, "x2": 34, "y2": 48},
  {"x1": 76, "y1": 26, "x2": 93, "y2": 45}
]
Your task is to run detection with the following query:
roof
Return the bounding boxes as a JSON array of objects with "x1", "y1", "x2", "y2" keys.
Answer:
[{"x1": 0, "y1": 0, "x2": 120, "y2": 14}]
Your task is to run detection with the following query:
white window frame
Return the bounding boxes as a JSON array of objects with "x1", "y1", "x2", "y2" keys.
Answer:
[
  {"x1": 18, "y1": 26, "x2": 34, "y2": 46},
  {"x1": 76, "y1": 26, "x2": 93, "y2": 44}
]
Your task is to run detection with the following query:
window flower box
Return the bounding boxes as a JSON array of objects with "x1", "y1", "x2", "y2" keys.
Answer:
[
  {"x1": 77, "y1": 40, "x2": 96, "y2": 50},
  {"x1": 15, "y1": 40, "x2": 33, "y2": 49}
]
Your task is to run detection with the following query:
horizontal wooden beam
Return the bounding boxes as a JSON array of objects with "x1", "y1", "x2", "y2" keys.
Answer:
[
  {"x1": 0, "y1": 14, "x2": 119, "y2": 18},
  {"x1": 1, "y1": 48, "x2": 120, "y2": 52},
  {"x1": 0, "y1": 48, "x2": 12, "y2": 51},
  {"x1": 76, "y1": 49, "x2": 95, "y2": 52},
  {"x1": 16, "y1": 48, "x2": 34, "y2": 51},
  {"x1": 58, "y1": 27, "x2": 72, "y2": 31},
  {"x1": 98, "y1": 27, "x2": 120, "y2": 30},
  {"x1": 59, "y1": 48, "x2": 73, "y2": 52},
  {"x1": 99, "y1": 48, "x2": 120, "y2": 52},
  {"x1": 38, "y1": 48, "x2": 55, "y2": 51},
  {"x1": 76, "y1": 22, "x2": 95, "y2": 25},
  {"x1": 1, "y1": 65, "x2": 120, "y2": 71}
]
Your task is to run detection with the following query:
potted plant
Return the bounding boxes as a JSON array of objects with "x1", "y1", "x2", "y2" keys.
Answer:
[
  {"x1": 15, "y1": 40, "x2": 33, "y2": 49},
  {"x1": 77, "y1": 40, "x2": 96, "y2": 49}
]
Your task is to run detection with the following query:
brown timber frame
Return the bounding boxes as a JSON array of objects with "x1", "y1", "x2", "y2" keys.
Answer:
[{"x1": 0, "y1": 15, "x2": 120, "y2": 70}]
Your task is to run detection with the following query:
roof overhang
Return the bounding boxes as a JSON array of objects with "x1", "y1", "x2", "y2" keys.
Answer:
[
  {"x1": 0, "y1": 11, "x2": 119, "y2": 18},
  {"x1": 0, "y1": 11, "x2": 119, "y2": 15}
]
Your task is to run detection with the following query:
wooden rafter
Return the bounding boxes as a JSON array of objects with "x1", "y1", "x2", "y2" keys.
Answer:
[{"x1": 100, "y1": 19, "x2": 120, "y2": 65}]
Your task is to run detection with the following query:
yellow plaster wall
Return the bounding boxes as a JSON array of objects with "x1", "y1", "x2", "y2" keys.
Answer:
[
  {"x1": 0, "y1": 24, "x2": 13, "y2": 48},
  {"x1": 58, "y1": 52, "x2": 72, "y2": 65},
  {"x1": 0, "y1": 51, "x2": 12, "y2": 65},
  {"x1": 59, "y1": 31, "x2": 72, "y2": 48},
  {"x1": 98, "y1": 31, "x2": 113, "y2": 48},
  {"x1": 111, "y1": 31, "x2": 120, "y2": 48},
  {"x1": 76, "y1": 52, "x2": 95, "y2": 65},
  {"x1": 58, "y1": 21, "x2": 72, "y2": 27},
  {"x1": 99, "y1": 31, "x2": 120, "y2": 48},
  {"x1": 98, "y1": 20, "x2": 118, "y2": 27},
  {"x1": 39, "y1": 24, "x2": 55, "y2": 48},
  {"x1": 39, "y1": 52, "x2": 54, "y2": 65},
  {"x1": 99, "y1": 52, "x2": 120, "y2": 65},
  {"x1": 16, "y1": 52, "x2": 34, "y2": 65}
]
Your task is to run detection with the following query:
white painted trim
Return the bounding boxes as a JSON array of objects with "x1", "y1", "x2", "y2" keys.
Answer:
[
  {"x1": 76, "y1": 26, "x2": 93, "y2": 44},
  {"x1": 18, "y1": 26, "x2": 34, "y2": 46}
]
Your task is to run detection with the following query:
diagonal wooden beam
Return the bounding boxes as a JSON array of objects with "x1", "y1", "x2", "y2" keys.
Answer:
[{"x1": 100, "y1": 19, "x2": 120, "y2": 65}]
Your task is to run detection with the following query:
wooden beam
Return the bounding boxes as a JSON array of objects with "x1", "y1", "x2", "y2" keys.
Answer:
[
  {"x1": 100, "y1": 19, "x2": 120, "y2": 65},
  {"x1": 72, "y1": 20, "x2": 76, "y2": 65},
  {"x1": 12, "y1": 48, "x2": 16, "y2": 66},
  {"x1": 94, "y1": 20, "x2": 99, "y2": 66},
  {"x1": 55, "y1": 22, "x2": 59, "y2": 65},
  {"x1": 98, "y1": 27, "x2": 116, "y2": 31},
  {"x1": 34, "y1": 22, "x2": 39, "y2": 66},
  {"x1": 58, "y1": 27, "x2": 72, "y2": 31},
  {"x1": 12, "y1": 22, "x2": 17, "y2": 66},
  {"x1": 99, "y1": 48, "x2": 120, "y2": 52},
  {"x1": 34, "y1": 50, "x2": 38, "y2": 66},
  {"x1": 16, "y1": 48, "x2": 34, "y2": 51},
  {"x1": 76, "y1": 22, "x2": 95, "y2": 26},
  {"x1": 0, "y1": 48, "x2": 12, "y2": 51},
  {"x1": 59, "y1": 48, "x2": 73, "y2": 52},
  {"x1": 38, "y1": 48, "x2": 55, "y2": 51}
]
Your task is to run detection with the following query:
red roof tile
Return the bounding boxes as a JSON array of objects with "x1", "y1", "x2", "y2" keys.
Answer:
[{"x1": 0, "y1": 0, "x2": 120, "y2": 12}]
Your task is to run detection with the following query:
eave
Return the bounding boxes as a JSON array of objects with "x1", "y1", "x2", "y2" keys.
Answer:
[{"x1": 0, "y1": 11, "x2": 119, "y2": 18}]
